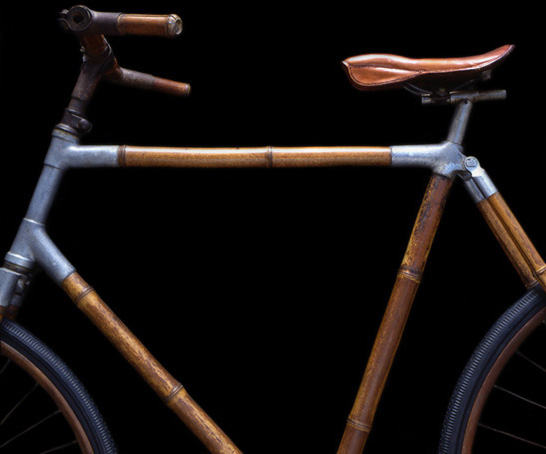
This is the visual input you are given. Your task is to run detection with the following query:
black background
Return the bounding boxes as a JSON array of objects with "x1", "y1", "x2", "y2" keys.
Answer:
[{"x1": 1, "y1": 2, "x2": 545, "y2": 453}]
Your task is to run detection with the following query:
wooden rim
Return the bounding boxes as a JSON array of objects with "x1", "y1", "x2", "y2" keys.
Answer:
[
  {"x1": 0, "y1": 341, "x2": 94, "y2": 454},
  {"x1": 461, "y1": 307, "x2": 546, "y2": 453}
]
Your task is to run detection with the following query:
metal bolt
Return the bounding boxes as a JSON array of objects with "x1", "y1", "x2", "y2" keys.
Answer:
[
  {"x1": 77, "y1": 118, "x2": 91, "y2": 131},
  {"x1": 465, "y1": 156, "x2": 479, "y2": 170}
]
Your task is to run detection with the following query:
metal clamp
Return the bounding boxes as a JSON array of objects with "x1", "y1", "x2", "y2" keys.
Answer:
[
  {"x1": 391, "y1": 141, "x2": 467, "y2": 179},
  {"x1": 460, "y1": 156, "x2": 499, "y2": 202}
]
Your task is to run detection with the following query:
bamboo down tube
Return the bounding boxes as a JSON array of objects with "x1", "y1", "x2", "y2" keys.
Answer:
[
  {"x1": 62, "y1": 272, "x2": 242, "y2": 454},
  {"x1": 117, "y1": 145, "x2": 392, "y2": 168}
]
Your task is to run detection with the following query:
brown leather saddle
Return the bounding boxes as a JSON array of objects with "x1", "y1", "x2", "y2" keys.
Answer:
[{"x1": 342, "y1": 45, "x2": 514, "y2": 94}]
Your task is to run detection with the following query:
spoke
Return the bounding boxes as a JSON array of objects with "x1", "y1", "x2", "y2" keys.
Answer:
[
  {"x1": 0, "y1": 382, "x2": 39, "y2": 426},
  {"x1": 494, "y1": 384, "x2": 546, "y2": 411},
  {"x1": 39, "y1": 439, "x2": 78, "y2": 454},
  {"x1": 516, "y1": 350, "x2": 546, "y2": 375},
  {"x1": 480, "y1": 423, "x2": 546, "y2": 450},
  {"x1": 0, "y1": 360, "x2": 11, "y2": 377},
  {"x1": 0, "y1": 409, "x2": 61, "y2": 449}
]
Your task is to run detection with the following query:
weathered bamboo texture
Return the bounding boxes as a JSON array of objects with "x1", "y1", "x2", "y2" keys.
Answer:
[
  {"x1": 484, "y1": 192, "x2": 546, "y2": 290},
  {"x1": 476, "y1": 197, "x2": 537, "y2": 288},
  {"x1": 62, "y1": 272, "x2": 241, "y2": 454},
  {"x1": 118, "y1": 146, "x2": 392, "y2": 168},
  {"x1": 337, "y1": 174, "x2": 453, "y2": 454}
]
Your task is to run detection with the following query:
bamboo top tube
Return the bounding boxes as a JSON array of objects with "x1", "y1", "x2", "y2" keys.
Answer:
[{"x1": 118, "y1": 146, "x2": 392, "y2": 168}]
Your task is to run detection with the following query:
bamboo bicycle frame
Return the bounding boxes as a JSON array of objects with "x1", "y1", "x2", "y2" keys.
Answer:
[{"x1": 0, "y1": 96, "x2": 545, "y2": 454}]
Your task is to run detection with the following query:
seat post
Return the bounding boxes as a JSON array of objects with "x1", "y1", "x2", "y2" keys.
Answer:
[{"x1": 447, "y1": 99, "x2": 474, "y2": 145}]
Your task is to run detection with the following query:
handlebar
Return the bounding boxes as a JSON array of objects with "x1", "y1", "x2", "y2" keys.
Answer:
[
  {"x1": 105, "y1": 65, "x2": 191, "y2": 97},
  {"x1": 59, "y1": 5, "x2": 182, "y2": 38},
  {"x1": 56, "y1": 5, "x2": 191, "y2": 136}
]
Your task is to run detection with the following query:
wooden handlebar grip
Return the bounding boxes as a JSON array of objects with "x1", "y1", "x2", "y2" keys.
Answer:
[
  {"x1": 60, "y1": 6, "x2": 183, "y2": 38},
  {"x1": 117, "y1": 14, "x2": 183, "y2": 38}
]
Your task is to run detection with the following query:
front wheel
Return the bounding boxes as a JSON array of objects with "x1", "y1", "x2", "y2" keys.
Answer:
[
  {"x1": 0, "y1": 319, "x2": 117, "y2": 453},
  {"x1": 439, "y1": 285, "x2": 546, "y2": 453}
]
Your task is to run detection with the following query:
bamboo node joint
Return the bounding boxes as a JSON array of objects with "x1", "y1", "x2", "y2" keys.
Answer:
[
  {"x1": 346, "y1": 418, "x2": 372, "y2": 432},
  {"x1": 267, "y1": 146, "x2": 273, "y2": 168},
  {"x1": 398, "y1": 267, "x2": 422, "y2": 284},
  {"x1": 75, "y1": 286, "x2": 95, "y2": 305},
  {"x1": 163, "y1": 383, "x2": 185, "y2": 404}
]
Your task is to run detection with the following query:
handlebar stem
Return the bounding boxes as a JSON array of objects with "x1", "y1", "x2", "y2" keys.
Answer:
[{"x1": 56, "y1": 37, "x2": 116, "y2": 137}]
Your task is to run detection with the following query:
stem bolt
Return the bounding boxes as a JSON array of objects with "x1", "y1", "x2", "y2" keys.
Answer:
[{"x1": 77, "y1": 118, "x2": 91, "y2": 131}]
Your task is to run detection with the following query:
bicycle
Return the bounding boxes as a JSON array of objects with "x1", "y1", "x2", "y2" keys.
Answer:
[{"x1": 1, "y1": 3, "x2": 545, "y2": 454}]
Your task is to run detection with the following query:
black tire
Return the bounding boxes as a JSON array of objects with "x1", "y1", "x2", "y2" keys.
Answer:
[
  {"x1": 439, "y1": 285, "x2": 546, "y2": 453},
  {"x1": 0, "y1": 319, "x2": 117, "y2": 453}
]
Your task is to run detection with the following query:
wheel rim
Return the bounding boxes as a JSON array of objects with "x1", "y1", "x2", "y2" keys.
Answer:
[
  {"x1": 0, "y1": 340, "x2": 93, "y2": 453},
  {"x1": 462, "y1": 307, "x2": 546, "y2": 453}
]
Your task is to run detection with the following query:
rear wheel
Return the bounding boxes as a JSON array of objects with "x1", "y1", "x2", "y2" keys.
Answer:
[
  {"x1": 0, "y1": 319, "x2": 116, "y2": 453},
  {"x1": 439, "y1": 285, "x2": 546, "y2": 453}
]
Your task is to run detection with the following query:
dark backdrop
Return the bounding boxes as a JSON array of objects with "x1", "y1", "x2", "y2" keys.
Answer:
[{"x1": 1, "y1": 2, "x2": 545, "y2": 453}]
